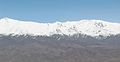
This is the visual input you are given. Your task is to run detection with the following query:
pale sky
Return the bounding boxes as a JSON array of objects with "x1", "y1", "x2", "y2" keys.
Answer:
[{"x1": 0, "y1": 0, "x2": 120, "y2": 23}]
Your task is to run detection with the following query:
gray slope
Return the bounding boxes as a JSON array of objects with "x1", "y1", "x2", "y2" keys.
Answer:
[{"x1": 0, "y1": 35, "x2": 120, "y2": 62}]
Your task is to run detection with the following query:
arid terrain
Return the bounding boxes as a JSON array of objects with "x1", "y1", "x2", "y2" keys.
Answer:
[{"x1": 0, "y1": 34, "x2": 120, "y2": 62}]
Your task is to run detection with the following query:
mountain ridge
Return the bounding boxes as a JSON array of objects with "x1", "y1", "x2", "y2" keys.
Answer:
[{"x1": 0, "y1": 17, "x2": 120, "y2": 37}]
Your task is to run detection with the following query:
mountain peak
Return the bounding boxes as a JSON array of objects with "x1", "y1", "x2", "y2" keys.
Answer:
[
  {"x1": 0, "y1": 17, "x2": 19, "y2": 23},
  {"x1": 0, "y1": 17, "x2": 13, "y2": 20}
]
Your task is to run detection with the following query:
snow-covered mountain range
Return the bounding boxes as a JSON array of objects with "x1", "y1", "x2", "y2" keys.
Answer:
[
  {"x1": 0, "y1": 17, "x2": 120, "y2": 37},
  {"x1": 0, "y1": 18, "x2": 120, "y2": 62}
]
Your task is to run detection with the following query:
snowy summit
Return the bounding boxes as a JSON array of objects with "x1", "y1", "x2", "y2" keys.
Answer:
[{"x1": 0, "y1": 17, "x2": 120, "y2": 37}]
